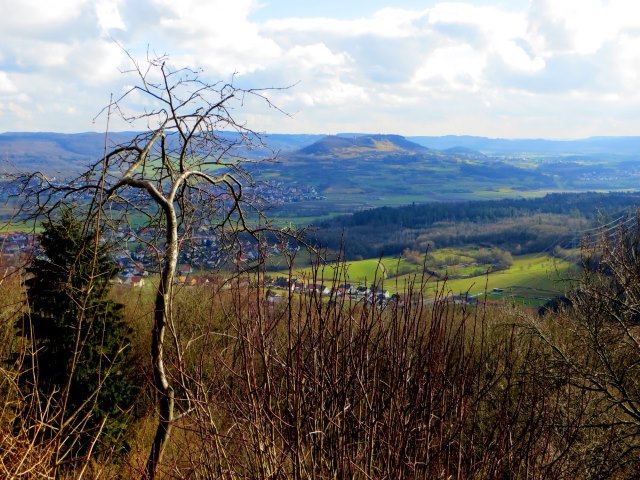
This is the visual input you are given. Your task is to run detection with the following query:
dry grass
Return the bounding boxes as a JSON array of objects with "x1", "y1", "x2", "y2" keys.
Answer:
[{"x1": 3, "y1": 252, "x2": 640, "y2": 479}]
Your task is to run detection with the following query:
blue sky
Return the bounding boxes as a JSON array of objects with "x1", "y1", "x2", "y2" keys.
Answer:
[
  {"x1": 1, "y1": 0, "x2": 640, "y2": 138},
  {"x1": 250, "y1": 0, "x2": 531, "y2": 20}
]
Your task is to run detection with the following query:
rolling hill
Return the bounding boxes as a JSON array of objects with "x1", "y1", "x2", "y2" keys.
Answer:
[
  {"x1": 254, "y1": 134, "x2": 554, "y2": 217},
  {"x1": 3, "y1": 131, "x2": 640, "y2": 222},
  {"x1": 0, "y1": 131, "x2": 324, "y2": 175}
]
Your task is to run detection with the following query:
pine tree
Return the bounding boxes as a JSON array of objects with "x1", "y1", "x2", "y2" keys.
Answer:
[{"x1": 18, "y1": 208, "x2": 140, "y2": 460}]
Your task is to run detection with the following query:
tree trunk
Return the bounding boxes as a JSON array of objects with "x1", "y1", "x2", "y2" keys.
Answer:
[{"x1": 145, "y1": 209, "x2": 178, "y2": 479}]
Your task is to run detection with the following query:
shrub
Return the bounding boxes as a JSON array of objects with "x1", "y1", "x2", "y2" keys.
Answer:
[{"x1": 16, "y1": 208, "x2": 140, "y2": 467}]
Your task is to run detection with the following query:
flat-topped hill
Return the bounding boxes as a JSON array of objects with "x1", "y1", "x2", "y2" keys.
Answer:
[{"x1": 299, "y1": 134, "x2": 428, "y2": 157}]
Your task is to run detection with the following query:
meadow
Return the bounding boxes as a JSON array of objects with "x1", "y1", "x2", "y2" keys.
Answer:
[
  {"x1": 277, "y1": 255, "x2": 422, "y2": 284},
  {"x1": 417, "y1": 254, "x2": 576, "y2": 298},
  {"x1": 274, "y1": 249, "x2": 575, "y2": 305}
]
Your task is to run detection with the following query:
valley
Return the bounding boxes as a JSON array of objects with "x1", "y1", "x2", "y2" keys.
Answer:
[
  {"x1": 269, "y1": 250, "x2": 574, "y2": 305},
  {"x1": 2, "y1": 131, "x2": 640, "y2": 306}
]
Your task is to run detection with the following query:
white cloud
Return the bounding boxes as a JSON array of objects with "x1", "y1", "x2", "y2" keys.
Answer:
[
  {"x1": 145, "y1": 0, "x2": 282, "y2": 75},
  {"x1": 495, "y1": 40, "x2": 545, "y2": 73},
  {"x1": 96, "y1": 0, "x2": 126, "y2": 33},
  {"x1": 528, "y1": 0, "x2": 608, "y2": 55},
  {"x1": 527, "y1": 0, "x2": 640, "y2": 56},
  {"x1": 264, "y1": 8, "x2": 423, "y2": 39},
  {"x1": 13, "y1": 41, "x2": 74, "y2": 68},
  {"x1": 2, "y1": 0, "x2": 640, "y2": 137},
  {"x1": 0, "y1": 0, "x2": 88, "y2": 32},
  {"x1": 616, "y1": 34, "x2": 640, "y2": 88},
  {"x1": 0, "y1": 72, "x2": 17, "y2": 94},
  {"x1": 286, "y1": 43, "x2": 348, "y2": 69},
  {"x1": 412, "y1": 44, "x2": 486, "y2": 92}
]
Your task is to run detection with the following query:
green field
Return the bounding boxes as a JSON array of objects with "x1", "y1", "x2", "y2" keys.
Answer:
[
  {"x1": 279, "y1": 253, "x2": 576, "y2": 305},
  {"x1": 0, "y1": 213, "x2": 41, "y2": 233},
  {"x1": 415, "y1": 254, "x2": 576, "y2": 299},
  {"x1": 281, "y1": 256, "x2": 423, "y2": 284}
]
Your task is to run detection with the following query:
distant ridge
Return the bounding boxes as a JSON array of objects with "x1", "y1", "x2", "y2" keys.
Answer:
[
  {"x1": 408, "y1": 135, "x2": 640, "y2": 156},
  {"x1": 3, "y1": 131, "x2": 640, "y2": 176},
  {"x1": 0, "y1": 131, "x2": 139, "y2": 173},
  {"x1": 0, "y1": 131, "x2": 322, "y2": 174}
]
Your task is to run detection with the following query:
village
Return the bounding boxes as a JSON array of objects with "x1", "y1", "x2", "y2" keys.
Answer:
[{"x1": 0, "y1": 173, "x2": 326, "y2": 288}]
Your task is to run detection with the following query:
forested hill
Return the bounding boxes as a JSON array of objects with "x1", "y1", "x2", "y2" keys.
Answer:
[
  {"x1": 322, "y1": 192, "x2": 640, "y2": 228},
  {"x1": 311, "y1": 191, "x2": 640, "y2": 259}
]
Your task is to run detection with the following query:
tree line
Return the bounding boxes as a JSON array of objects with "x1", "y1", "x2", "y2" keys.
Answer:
[{"x1": 310, "y1": 191, "x2": 640, "y2": 259}]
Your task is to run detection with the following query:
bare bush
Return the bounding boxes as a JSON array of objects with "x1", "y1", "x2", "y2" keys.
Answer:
[
  {"x1": 529, "y1": 216, "x2": 640, "y2": 478},
  {"x1": 144, "y1": 258, "x2": 590, "y2": 479}
]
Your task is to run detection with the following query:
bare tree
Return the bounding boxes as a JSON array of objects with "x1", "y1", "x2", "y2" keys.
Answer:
[{"x1": 20, "y1": 54, "x2": 293, "y2": 479}]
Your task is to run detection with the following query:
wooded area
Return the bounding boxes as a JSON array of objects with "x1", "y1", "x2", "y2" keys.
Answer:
[{"x1": 311, "y1": 192, "x2": 640, "y2": 259}]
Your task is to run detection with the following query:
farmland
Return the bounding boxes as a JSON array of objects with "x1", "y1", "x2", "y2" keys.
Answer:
[
  {"x1": 418, "y1": 254, "x2": 576, "y2": 298},
  {"x1": 276, "y1": 255, "x2": 422, "y2": 284},
  {"x1": 274, "y1": 250, "x2": 575, "y2": 305}
]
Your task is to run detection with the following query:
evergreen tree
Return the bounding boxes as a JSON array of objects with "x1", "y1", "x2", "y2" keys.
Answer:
[{"x1": 18, "y1": 208, "x2": 139, "y2": 460}]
